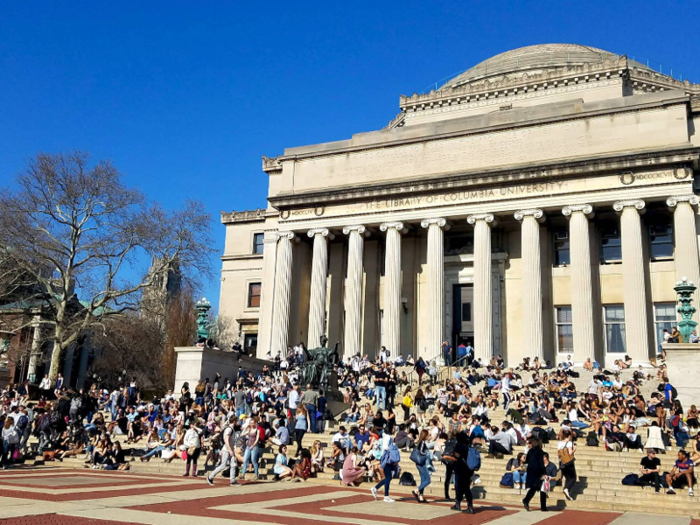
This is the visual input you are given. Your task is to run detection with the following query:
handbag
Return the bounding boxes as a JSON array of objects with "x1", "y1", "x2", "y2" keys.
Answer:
[
  {"x1": 558, "y1": 445, "x2": 575, "y2": 466},
  {"x1": 187, "y1": 446, "x2": 197, "y2": 456},
  {"x1": 410, "y1": 447, "x2": 427, "y2": 466}
]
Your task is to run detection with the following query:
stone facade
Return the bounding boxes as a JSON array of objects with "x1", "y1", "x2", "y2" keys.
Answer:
[{"x1": 219, "y1": 44, "x2": 700, "y2": 367}]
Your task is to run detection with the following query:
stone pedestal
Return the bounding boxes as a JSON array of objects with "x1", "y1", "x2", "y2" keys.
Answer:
[
  {"x1": 662, "y1": 343, "x2": 700, "y2": 409},
  {"x1": 174, "y1": 346, "x2": 271, "y2": 395}
]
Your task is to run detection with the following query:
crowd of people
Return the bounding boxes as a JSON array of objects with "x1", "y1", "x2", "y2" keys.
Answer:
[{"x1": 0, "y1": 342, "x2": 697, "y2": 513}]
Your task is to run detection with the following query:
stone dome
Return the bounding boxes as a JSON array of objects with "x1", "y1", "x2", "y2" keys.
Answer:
[{"x1": 441, "y1": 44, "x2": 648, "y2": 90}]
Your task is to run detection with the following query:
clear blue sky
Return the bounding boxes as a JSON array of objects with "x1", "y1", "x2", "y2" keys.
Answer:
[{"x1": 1, "y1": 1, "x2": 698, "y2": 312}]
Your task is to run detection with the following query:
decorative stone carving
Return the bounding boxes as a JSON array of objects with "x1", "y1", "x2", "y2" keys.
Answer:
[
  {"x1": 221, "y1": 208, "x2": 266, "y2": 224},
  {"x1": 467, "y1": 213, "x2": 495, "y2": 225},
  {"x1": 307, "y1": 228, "x2": 333, "y2": 239},
  {"x1": 514, "y1": 209, "x2": 544, "y2": 222},
  {"x1": 667, "y1": 195, "x2": 700, "y2": 208},
  {"x1": 379, "y1": 221, "x2": 406, "y2": 233},
  {"x1": 420, "y1": 218, "x2": 449, "y2": 230},
  {"x1": 262, "y1": 155, "x2": 282, "y2": 172},
  {"x1": 562, "y1": 204, "x2": 594, "y2": 217},
  {"x1": 342, "y1": 225, "x2": 368, "y2": 236},
  {"x1": 613, "y1": 200, "x2": 645, "y2": 212}
]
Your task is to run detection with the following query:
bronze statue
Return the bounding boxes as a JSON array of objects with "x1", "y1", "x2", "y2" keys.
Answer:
[{"x1": 301, "y1": 335, "x2": 339, "y2": 389}]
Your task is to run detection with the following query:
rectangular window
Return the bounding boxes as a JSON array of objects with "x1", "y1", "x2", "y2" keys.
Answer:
[
  {"x1": 461, "y1": 303, "x2": 472, "y2": 322},
  {"x1": 654, "y1": 302, "x2": 677, "y2": 350},
  {"x1": 244, "y1": 333, "x2": 258, "y2": 354},
  {"x1": 553, "y1": 231, "x2": 570, "y2": 266},
  {"x1": 604, "y1": 305, "x2": 626, "y2": 353},
  {"x1": 247, "y1": 282, "x2": 261, "y2": 308},
  {"x1": 555, "y1": 306, "x2": 573, "y2": 353},
  {"x1": 649, "y1": 222, "x2": 673, "y2": 260},
  {"x1": 600, "y1": 224, "x2": 622, "y2": 263},
  {"x1": 253, "y1": 233, "x2": 264, "y2": 255}
]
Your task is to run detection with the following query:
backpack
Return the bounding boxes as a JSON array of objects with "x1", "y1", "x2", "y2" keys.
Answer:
[
  {"x1": 466, "y1": 446, "x2": 481, "y2": 471},
  {"x1": 531, "y1": 427, "x2": 548, "y2": 444},
  {"x1": 380, "y1": 440, "x2": 401, "y2": 469},
  {"x1": 545, "y1": 427, "x2": 557, "y2": 442},
  {"x1": 418, "y1": 398, "x2": 429, "y2": 411},
  {"x1": 441, "y1": 439, "x2": 458, "y2": 465},
  {"x1": 399, "y1": 471, "x2": 416, "y2": 486},
  {"x1": 671, "y1": 386, "x2": 678, "y2": 400},
  {"x1": 586, "y1": 431, "x2": 599, "y2": 447},
  {"x1": 621, "y1": 473, "x2": 639, "y2": 486},
  {"x1": 16, "y1": 414, "x2": 29, "y2": 431},
  {"x1": 500, "y1": 472, "x2": 514, "y2": 487}
]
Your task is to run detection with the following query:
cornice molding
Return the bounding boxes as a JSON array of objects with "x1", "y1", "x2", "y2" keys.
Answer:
[{"x1": 221, "y1": 208, "x2": 266, "y2": 224}]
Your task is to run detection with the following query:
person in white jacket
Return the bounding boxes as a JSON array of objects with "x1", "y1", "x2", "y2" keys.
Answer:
[
  {"x1": 645, "y1": 421, "x2": 666, "y2": 452},
  {"x1": 183, "y1": 422, "x2": 202, "y2": 477}
]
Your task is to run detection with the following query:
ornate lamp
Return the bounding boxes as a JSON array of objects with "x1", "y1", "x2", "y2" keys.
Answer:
[
  {"x1": 674, "y1": 278, "x2": 698, "y2": 342},
  {"x1": 196, "y1": 297, "x2": 212, "y2": 341}
]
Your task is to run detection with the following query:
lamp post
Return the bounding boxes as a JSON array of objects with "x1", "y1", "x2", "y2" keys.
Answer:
[
  {"x1": 196, "y1": 297, "x2": 211, "y2": 341},
  {"x1": 674, "y1": 277, "x2": 698, "y2": 342}
]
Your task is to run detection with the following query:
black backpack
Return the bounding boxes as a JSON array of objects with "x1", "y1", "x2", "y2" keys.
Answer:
[
  {"x1": 621, "y1": 473, "x2": 639, "y2": 486},
  {"x1": 441, "y1": 439, "x2": 458, "y2": 465},
  {"x1": 399, "y1": 471, "x2": 416, "y2": 486},
  {"x1": 545, "y1": 427, "x2": 557, "y2": 442},
  {"x1": 531, "y1": 427, "x2": 548, "y2": 444},
  {"x1": 586, "y1": 431, "x2": 599, "y2": 447}
]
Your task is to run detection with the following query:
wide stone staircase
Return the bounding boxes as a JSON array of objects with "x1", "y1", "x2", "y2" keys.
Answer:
[{"x1": 26, "y1": 367, "x2": 699, "y2": 517}]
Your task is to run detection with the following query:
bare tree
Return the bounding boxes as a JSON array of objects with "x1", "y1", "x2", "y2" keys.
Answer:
[
  {"x1": 162, "y1": 291, "x2": 197, "y2": 388},
  {"x1": 0, "y1": 152, "x2": 213, "y2": 383},
  {"x1": 208, "y1": 313, "x2": 239, "y2": 350}
]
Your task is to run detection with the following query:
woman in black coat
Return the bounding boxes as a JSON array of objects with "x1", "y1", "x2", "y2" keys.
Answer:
[
  {"x1": 450, "y1": 431, "x2": 475, "y2": 514},
  {"x1": 522, "y1": 437, "x2": 548, "y2": 512}
]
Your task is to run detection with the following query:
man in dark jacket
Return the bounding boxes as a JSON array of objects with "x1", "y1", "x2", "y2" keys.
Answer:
[{"x1": 522, "y1": 437, "x2": 548, "y2": 512}]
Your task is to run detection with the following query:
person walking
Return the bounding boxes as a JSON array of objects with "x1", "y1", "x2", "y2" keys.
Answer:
[
  {"x1": 522, "y1": 437, "x2": 548, "y2": 512},
  {"x1": 411, "y1": 429, "x2": 431, "y2": 502},
  {"x1": 371, "y1": 427, "x2": 399, "y2": 503},
  {"x1": 557, "y1": 429, "x2": 577, "y2": 501},
  {"x1": 451, "y1": 431, "x2": 475, "y2": 514},
  {"x1": 300, "y1": 384, "x2": 319, "y2": 434},
  {"x1": 207, "y1": 414, "x2": 239, "y2": 486}
]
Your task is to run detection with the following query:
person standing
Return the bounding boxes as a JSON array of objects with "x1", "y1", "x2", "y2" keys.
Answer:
[
  {"x1": 557, "y1": 429, "x2": 576, "y2": 501},
  {"x1": 411, "y1": 429, "x2": 431, "y2": 502},
  {"x1": 450, "y1": 431, "x2": 475, "y2": 513},
  {"x1": 240, "y1": 420, "x2": 261, "y2": 480},
  {"x1": 207, "y1": 414, "x2": 239, "y2": 486},
  {"x1": 522, "y1": 437, "x2": 548, "y2": 512},
  {"x1": 300, "y1": 384, "x2": 319, "y2": 434},
  {"x1": 234, "y1": 386, "x2": 248, "y2": 419},
  {"x1": 182, "y1": 422, "x2": 202, "y2": 478},
  {"x1": 442, "y1": 340, "x2": 452, "y2": 365},
  {"x1": 373, "y1": 365, "x2": 388, "y2": 411},
  {"x1": 293, "y1": 406, "x2": 311, "y2": 458}
]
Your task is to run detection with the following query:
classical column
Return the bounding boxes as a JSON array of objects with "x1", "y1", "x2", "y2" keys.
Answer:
[
  {"x1": 270, "y1": 232, "x2": 295, "y2": 357},
  {"x1": 667, "y1": 195, "x2": 700, "y2": 321},
  {"x1": 613, "y1": 200, "x2": 651, "y2": 362},
  {"x1": 380, "y1": 222, "x2": 405, "y2": 355},
  {"x1": 467, "y1": 213, "x2": 495, "y2": 362},
  {"x1": 256, "y1": 232, "x2": 280, "y2": 358},
  {"x1": 562, "y1": 205, "x2": 596, "y2": 363},
  {"x1": 27, "y1": 321, "x2": 42, "y2": 383},
  {"x1": 515, "y1": 209, "x2": 545, "y2": 360},
  {"x1": 307, "y1": 228, "x2": 332, "y2": 348},
  {"x1": 343, "y1": 225, "x2": 366, "y2": 359},
  {"x1": 421, "y1": 218, "x2": 448, "y2": 358}
]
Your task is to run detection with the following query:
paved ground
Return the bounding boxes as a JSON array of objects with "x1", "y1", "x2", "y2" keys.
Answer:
[{"x1": 0, "y1": 467, "x2": 697, "y2": 525}]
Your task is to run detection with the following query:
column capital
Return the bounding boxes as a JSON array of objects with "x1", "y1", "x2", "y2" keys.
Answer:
[
  {"x1": 667, "y1": 195, "x2": 700, "y2": 208},
  {"x1": 342, "y1": 225, "x2": 367, "y2": 236},
  {"x1": 420, "y1": 218, "x2": 450, "y2": 230},
  {"x1": 275, "y1": 231, "x2": 296, "y2": 241},
  {"x1": 307, "y1": 228, "x2": 334, "y2": 240},
  {"x1": 467, "y1": 213, "x2": 495, "y2": 225},
  {"x1": 514, "y1": 209, "x2": 544, "y2": 222},
  {"x1": 613, "y1": 199, "x2": 645, "y2": 213},
  {"x1": 562, "y1": 204, "x2": 594, "y2": 217},
  {"x1": 379, "y1": 221, "x2": 406, "y2": 233}
]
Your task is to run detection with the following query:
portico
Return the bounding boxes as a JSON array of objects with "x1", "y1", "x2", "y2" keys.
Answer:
[{"x1": 219, "y1": 44, "x2": 700, "y2": 367}]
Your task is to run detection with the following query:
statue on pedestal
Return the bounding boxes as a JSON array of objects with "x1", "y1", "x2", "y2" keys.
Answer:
[
  {"x1": 301, "y1": 335, "x2": 339, "y2": 390},
  {"x1": 675, "y1": 278, "x2": 698, "y2": 342}
]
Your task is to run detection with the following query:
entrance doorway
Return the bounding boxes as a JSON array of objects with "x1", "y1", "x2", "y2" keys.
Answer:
[{"x1": 452, "y1": 284, "x2": 474, "y2": 353}]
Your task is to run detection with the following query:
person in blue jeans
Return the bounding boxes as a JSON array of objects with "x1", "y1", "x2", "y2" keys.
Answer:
[
  {"x1": 411, "y1": 430, "x2": 431, "y2": 502},
  {"x1": 371, "y1": 431, "x2": 398, "y2": 503},
  {"x1": 240, "y1": 422, "x2": 261, "y2": 480}
]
